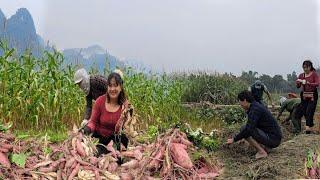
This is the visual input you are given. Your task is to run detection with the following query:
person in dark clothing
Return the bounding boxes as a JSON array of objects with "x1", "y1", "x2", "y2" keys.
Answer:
[
  {"x1": 277, "y1": 96, "x2": 301, "y2": 133},
  {"x1": 74, "y1": 68, "x2": 108, "y2": 126},
  {"x1": 296, "y1": 60, "x2": 319, "y2": 134},
  {"x1": 248, "y1": 80, "x2": 275, "y2": 109},
  {"x1": 227, "y1": 90, "x2": 282, "y2": 159}
]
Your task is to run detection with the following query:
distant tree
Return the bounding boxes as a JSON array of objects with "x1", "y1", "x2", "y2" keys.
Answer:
[
  {"x1": 287, "y1": 71, "x2": 297, "y2": 81},
  {"x1": 240, "y1": 71, "x2": 298, "y2": 93},
  {"x1": 240, "y1": 70, "x2": 258, "y2": 84}
]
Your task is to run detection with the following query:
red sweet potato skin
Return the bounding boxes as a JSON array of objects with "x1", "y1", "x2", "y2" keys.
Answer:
[
  {"x1": 0, "y1": 152, "x2": 11, "y2": 168},
  {"x1": 170, "y1": 143, "x2": 193, "y2": 169}
]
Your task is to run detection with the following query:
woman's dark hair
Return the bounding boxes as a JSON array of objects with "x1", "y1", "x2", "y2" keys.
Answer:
[
  {"x1": 238, "y1": 90, "x2": 255, "y2": 103},
  {"x1": 303, "y1": 60, "x2": 316, "y2": 71},
  {"x1": 106, "y1": 72, "x2": 127, "y2": 105}
]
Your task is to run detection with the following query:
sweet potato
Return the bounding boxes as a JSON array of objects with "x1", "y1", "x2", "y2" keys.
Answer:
[
  {"x1": 134, "y1": 149, "x2": 143, "y2": 160},
  {"x1": 0, "y1": 143, "x2": 13, "y2": 150},
  {"x1": 68, "y1": 163, "x2": 80, "y2": 180},
  {"x1": 170, "y1": 143, "x2": 193, "y2": 169},
  {"x1": 120, "y1": 172, "x2": 134, "y2": 180},
  {"x1": 57, "y1": 169, "x2": 62, "y2": 180},
  {"x1": 121, "y1": 151, "x2": 135, "y2": 158},
  {"x1": 70, "y1": 161, "x2": 78, "y2": 171},
  {"x1": 121, "y1": 150, "x2": 142, "y2": 160},
  {"x1": 108, "y1": 162, "x2": 118, "y2": 173},
  {"x1": 197, "y1": 166, "x2": 210, "y2": 174},
  {"x1": 39, "y1": 158, "x2": 65, "y2": 172},
  {"x1": 39, "y1": 166, "x2": 56, "y2": 173},
  {"x1": 94, "y1": 170, "x2": 102, "y2": 180},
  {"x1": 0, "y1": 152, "x2": 10, "y2": 168},
  {"x1": 107, "y1": 141, "x2": 118, "y2": 158},
  {"x1": 121, "y1": 159, "x2": 139, "y2": 169},
  {"x1": 75, "y1": 157, "x2": 93, "y2": 167},
  {"x1": 89, "y1": 156, "x2": 98, "y2": 165},
  {"x1": 148, "y1": 146, "x2": 165, "y2": 169},
  {"x1": 76, "y1": 139, "x2": 86, "y2": 157},
  {"x1": 71, "y1": 137, "x2": 77, "y2": 151},
  {"x1": 0, "y1": 148, "x2": 9, "y2": 153},
  {"x1": 70, "y1": 150, "x2": 78, "y2": 157},
  {"x1": 65, "y1": 157, "x2": 76, "y2": 169},
  {"x1": 33, "y1": 160, "x2": 53, "y2": 169},
  {"x1": 103, "y1": 158, "x2": 110, "y2": 170},
  {"x1": 309, "y1": 168, "x2": 317, "y2": 179}
]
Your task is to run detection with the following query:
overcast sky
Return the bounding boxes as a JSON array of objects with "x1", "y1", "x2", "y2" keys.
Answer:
[{"x1": 1, "y1": 0, "x2": 319, "y2": 76}]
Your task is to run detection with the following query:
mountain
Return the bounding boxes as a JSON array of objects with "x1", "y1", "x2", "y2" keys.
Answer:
[
  {"x1": 0, "y1": 10, "x2": 5, "y2": 34},
  {"x1": 124, "y1": 58, "x2": 152, "y2": 73},
  {"x1": 0, "y1": 8, "x2": 150, "y2": 74},
  {"x1": 63, "y1": 45, "x2": 125, "y2": 73},
  {"x1": 0, "y1": 8, "x2": 44, "y2": 56}
]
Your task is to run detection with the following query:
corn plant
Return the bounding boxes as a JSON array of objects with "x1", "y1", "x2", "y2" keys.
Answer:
[
  {"x1": 174, "y1": 72, "x2": 248, "y2": 104},
  {"x1": 0, "y1": 44, "x2": 84, "y2": 131}
]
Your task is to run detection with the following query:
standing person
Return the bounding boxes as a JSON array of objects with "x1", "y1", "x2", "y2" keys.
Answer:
[
  {"x1": 227, "y1": 90, "x2": 282, "y2": 159},
  {"x1": 248, "y1": 80, "x2": 275, "y2": 109},
  {"x1": 277, "y1": 96, "x2": 301, "y2": 134},
  {"x1": 74, "y1": 68, "x2": 108, "y2": 126},
  {"x1": 82, "y1": 70, "x2": 132, "y2": 156},
  {"x1": 296, "y1": 60, "x2": 319, "y2": 134}
]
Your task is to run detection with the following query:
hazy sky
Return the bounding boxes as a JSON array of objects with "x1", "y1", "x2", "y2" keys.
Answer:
[{"x1": 1, "y1": 0, "x2": 319, "y2": 76}]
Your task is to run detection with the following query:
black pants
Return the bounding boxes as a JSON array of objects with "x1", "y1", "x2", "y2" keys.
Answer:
[
  {"x1": 241, "y1": 126, "x2": 281, "y2": 148},
  {"x1": 297, "y1": 91, "x2": 318, "y2": 127},
  {"x1": 92, "y1": 132, "x2": 128, "y2": 157},
  {"x1": 290, "y1": 105, "x2": 302, "y2": 133}
]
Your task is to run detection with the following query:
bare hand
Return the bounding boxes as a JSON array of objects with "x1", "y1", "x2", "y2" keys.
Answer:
[
  {"x1": 271, "y1": 103, "x2": 275, "y2": 110},
  {"x1": 227, "y1": 138, "x2": 234, "y2": 144},
  {"x1": 81, "y1": 119, "x2": 88, "y2": 127}
]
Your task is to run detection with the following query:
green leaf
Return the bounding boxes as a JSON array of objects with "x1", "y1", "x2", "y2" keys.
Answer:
[{"x1": 10, "y1": 153, "x2": 27, "y2": 168}]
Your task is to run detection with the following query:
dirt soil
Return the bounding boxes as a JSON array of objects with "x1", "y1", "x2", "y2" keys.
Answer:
[{"x1": 215, "y1": 115, "x2": 320, "y2": 180}]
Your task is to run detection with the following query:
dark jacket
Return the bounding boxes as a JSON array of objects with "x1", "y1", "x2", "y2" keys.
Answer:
[
  {"x1": 234, "y1": 101, "x2": 282, "y2": 142},
  {"x1": 84, "y1": 75, "x2": 108, "y2": 119}
]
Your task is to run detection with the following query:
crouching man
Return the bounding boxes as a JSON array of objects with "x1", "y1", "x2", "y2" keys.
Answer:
[{"x1": 227, "y1": 90, "x2": 282, "y2": 159}]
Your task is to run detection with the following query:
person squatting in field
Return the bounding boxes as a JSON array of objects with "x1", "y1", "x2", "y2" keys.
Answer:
[
  {"x1": 82, "y1": 70, "x2": 132, "y2": 157},
  {"x1": 227, "y1": 90, "x2": 282, "y2": 159},
  {"x1": 277, "y1": 94, "x2": 301, "y2": 134},
  {"x1": 296, "y1": 60, "x2": 319, "y2": 134},
  {"x1": 74, "y1": 68, "x2": 108, "y2": 126},
  {"x1": 248, "y1": 80, "x2": 275, "y2": 109}
]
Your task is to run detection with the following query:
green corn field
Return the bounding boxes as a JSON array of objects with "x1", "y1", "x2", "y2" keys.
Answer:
[{"x1": 0, "y1": 44, "x2": 247, "y2": 135}]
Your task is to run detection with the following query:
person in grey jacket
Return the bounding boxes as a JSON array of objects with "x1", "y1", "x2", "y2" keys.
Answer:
[{"x1": 74, "y1": 68, "x2": 108, "y2": 126}]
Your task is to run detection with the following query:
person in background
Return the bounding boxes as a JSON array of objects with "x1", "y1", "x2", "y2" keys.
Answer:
[
  {"x1": 227, "y1": 90, "x2": 282, "y2": 159},
  {"x1": 277, "y1": 96, "x2": 301, "y2": 134},
  {"x1": 74, "y1": 68, "x2": 108, "y2": 126},
  {"x1": 296, "y1": 60, "x2": 319, "y2": 134},
  {"x1": 248, "y1": 80, "x2": 275, "y2": 109}
]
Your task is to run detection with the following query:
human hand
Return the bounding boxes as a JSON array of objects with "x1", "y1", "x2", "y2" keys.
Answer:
[
  {"x1": 227, "y1": 138, "x2": 234, "y2": 144},
  {"x1": 81, "y1": 119, "x2": 88, "y2": 127}
]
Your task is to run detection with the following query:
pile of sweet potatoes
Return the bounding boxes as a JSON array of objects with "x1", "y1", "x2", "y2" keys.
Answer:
[{"x1": 0, "y1": 128, "x2": 222, "y2": 179}]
